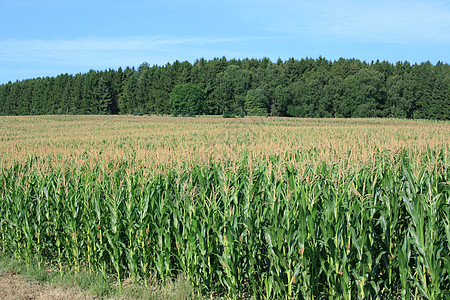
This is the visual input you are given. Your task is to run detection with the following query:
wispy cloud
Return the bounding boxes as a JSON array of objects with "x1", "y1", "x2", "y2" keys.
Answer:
[
  {"x1": 0, "y1": 36, "x2": 260, "y2": 56},
  {"x1": 0, "y1": 37, "x2": 256, "y2": 51},
  {"x1": 0, "y1": 35, "x2": 264, "y2": 66},
  {"x1": 0, "y1": 35, "x2": 267, "y2": 81}
]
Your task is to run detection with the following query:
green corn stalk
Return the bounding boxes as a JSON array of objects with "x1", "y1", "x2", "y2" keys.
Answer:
[
  {"x1": 124, "y1": 175, "x2": 138, "y2": 283},
  {"x1": 136, "y1": 186, "x2": 152, "y2": 285},
  {"x1": 90, "y1": 174, "x2": 108, "y2": 279},
  {"x1": 0, "y1": 149, "x2": 448, "y2": 299},
  {"x1": 52, "y1": 176, "x2": 64, "y2": 277},
  {"x1": 398, "y1": 234, "x2": 411, "y2": 299},
  {"x1": 105, "y1": 182, "x2": 125, "y2": 289}
]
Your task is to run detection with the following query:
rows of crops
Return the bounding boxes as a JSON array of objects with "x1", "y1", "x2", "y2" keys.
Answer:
[
  {"x1": 1, "y1": 116, "x2": 448, "y2": 174},
  {"x1": 1, "y1": 151, "x2": 449, "y2": 299},
  {"x1": 1, "y1": 116, "x2": 449, "y2": 298}
]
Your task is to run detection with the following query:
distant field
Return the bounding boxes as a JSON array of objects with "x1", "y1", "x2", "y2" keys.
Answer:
[
  {"x1": 0, "y1": 116, "x2": 449, "y2": 298},
  {"x1": 0, "y1": 115, "x2": 448, "y2": 172}
]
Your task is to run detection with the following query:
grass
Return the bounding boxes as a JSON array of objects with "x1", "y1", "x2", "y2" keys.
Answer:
[{"x1": 0, "y1": 254, "x2": 196, "y2": 299}]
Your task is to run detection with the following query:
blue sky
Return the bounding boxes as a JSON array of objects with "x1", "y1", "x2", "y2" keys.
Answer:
[{"x1": 1, "y1": 0, "x2": 449, "y2": 84}]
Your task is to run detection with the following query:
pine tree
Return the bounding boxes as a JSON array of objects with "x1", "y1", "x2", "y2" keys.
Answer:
[{"x1": 96, "y1": 77, "x2": 112, "y2": 114}]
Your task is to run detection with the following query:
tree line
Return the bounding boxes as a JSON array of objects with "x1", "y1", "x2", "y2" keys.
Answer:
[{"x1": 0, "y1": 57, "x2": 449, "y2": 119}]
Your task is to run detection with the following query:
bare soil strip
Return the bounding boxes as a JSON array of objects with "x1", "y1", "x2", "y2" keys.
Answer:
[{"x1": 0, "y1": 272, "x2": 93, "y2": 300}]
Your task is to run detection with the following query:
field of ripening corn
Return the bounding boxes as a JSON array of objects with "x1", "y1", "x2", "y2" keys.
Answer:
[{"x1": 0, "y1": 115, "x2": 449, "y2": 299}]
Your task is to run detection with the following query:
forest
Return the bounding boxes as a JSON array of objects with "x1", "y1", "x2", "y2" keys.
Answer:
[{"x1": 0, "y1": 57, "x2": 449, "y2": 119}]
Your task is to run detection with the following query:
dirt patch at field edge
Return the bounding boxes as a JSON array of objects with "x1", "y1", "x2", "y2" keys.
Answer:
[{"x1": 0, "y1": 272, "x2": 93, "y2": 300}]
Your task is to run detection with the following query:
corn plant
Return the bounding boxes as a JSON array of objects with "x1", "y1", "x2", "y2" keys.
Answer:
[{"x1": 0, "y1": 150, "x2": 449, "y2": 298}]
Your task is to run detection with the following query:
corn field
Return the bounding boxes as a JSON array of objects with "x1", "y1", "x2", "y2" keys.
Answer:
[{"x1": 0, "y1": 116, "x2": 449, "y2": 299}]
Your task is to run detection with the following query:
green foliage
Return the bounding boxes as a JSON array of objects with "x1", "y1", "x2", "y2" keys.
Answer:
[
  {"x1": 216, "y1": 65, "x2": 251, "y2": 117},
  {"x1": 244, "y1": 88, "x2": 267, "y2": 116},
  {"x1": 170, "y1": 83, "x2": 205, "y2": 116},
  {"x1": 0, "y1": 58, "x2": 449, "y2": 119},
  {"x1": 343, "y1": 68, "x2": 386, "y2": 117},
  {"x1": 95, "y1": 78, "x2": 112, "y2": 115},
  {"x1": 0, "y1": 152, "x2": 449, "y2": 298}
]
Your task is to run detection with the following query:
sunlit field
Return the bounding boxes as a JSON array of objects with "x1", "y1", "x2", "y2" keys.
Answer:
[
  {"x1": 0, "y1": 115, "x2": 449, "y2": 298},
  {"x1": 1, "y1": 115, "x2": 448, "y2": 173}
]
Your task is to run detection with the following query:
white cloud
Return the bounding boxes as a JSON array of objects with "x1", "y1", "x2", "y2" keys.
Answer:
[
  {"x1": 0, "y1": 35, "x2": 265, "y2": 66},
  {"x1": 0, "y1": 35, "x2": 268, "y2": 82},
  {"x1": 0, "y1": 36, "x2": 258, "y2": 53}
]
